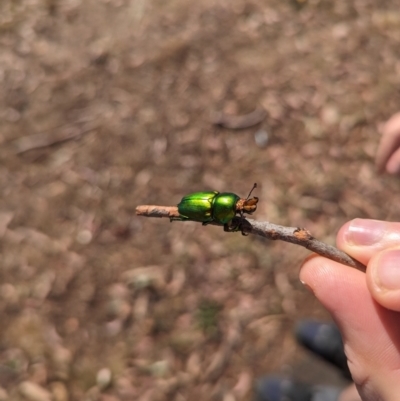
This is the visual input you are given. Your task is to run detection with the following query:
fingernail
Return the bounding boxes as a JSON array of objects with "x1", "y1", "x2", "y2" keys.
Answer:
[
  {"x1": 346, "y1": 219, "x2": 386, "y2": 246},
  {"x1": 375, "y1": 249, "x2": 400, "y2": 290}
]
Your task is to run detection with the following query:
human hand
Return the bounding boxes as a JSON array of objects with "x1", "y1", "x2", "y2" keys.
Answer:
[
  {"x1": 300, "y1": 219, "x2": 400, "y2": 401},
  {"x1": 376, "y1": 112, "x2": 400, "y2": 174}
]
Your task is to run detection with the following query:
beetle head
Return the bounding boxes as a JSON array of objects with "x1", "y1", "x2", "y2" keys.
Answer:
[
  {"x1": 235, "y1": 196, "x2": 259, "y2": 214},
  {"x1": 242, "y1": 197, "x2": 259, "y2": 214},
  {"x1": 235, "y1": 183, "x2": 258, "y2": 215}
]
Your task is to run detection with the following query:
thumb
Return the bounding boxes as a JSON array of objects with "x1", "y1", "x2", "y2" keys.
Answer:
[
  {"x1": 336, "y1": 219, "x2": 400, "y2": 266},
  {"x1": 367, "y1": 247, "x2": 400, "y2": 312},
  {"x1": 335, "y1": 219, "x2": 400, "y2": 311}
]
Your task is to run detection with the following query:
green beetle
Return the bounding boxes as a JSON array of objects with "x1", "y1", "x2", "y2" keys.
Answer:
[{"x1": 172, "y1": 183, "x2": 258, "y2": 234}]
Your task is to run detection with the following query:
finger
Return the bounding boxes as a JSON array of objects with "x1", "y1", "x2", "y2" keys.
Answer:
[
  {"x1": 336, "y1": 219, "x2": 400, "y2": 266},
  {"x1": 385, "y1": 146, "x2": 400, "y2": 175},
  {"x1": 300, "y1": 256, "x2": 400, "y2": 397},
  {"x1": 367, "y1": 247, "x2": 400, "y2": 311},
  {"x1": 376, "y1": 112, "x2": 400, "y2": 173},
  {"x1": 300, "y1": 256, "x2": 378, "y2": 352}
]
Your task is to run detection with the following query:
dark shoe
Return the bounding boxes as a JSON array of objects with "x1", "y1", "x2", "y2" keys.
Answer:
[
  {"x1": 254, "y1": 376, "x2": 342, "y2": 401},
  {"x1": 295, "y1": 320, "x2": 351, "y2": 380}
]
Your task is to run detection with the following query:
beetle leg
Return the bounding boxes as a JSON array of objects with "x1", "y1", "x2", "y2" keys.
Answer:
[
  {"x1": 233, "y1": 216, "x2": 250, "y2": 236},
  {"x1": 234, "y1": 219, "x2": 249, "y2": 236},
  {"x1": 224, "y1": 221, "x2": 241, "y2": 233},
  {"x1": 223, "y1": 223, "x2": 233, "y2": 232}
]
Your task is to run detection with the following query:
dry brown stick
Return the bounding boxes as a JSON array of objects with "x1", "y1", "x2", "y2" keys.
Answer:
[
  {"x1": 135, "y1": 205, "x2": 366, "y2": 272},
  {"x1": 239, "y1": 218, "x2": 365, "y2": 271},
  {"x1": 13, "y1": 122, "x2": 98, "y2": 154}
]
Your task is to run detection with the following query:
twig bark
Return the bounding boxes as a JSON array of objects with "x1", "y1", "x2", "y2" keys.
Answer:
[
  {"x1": 135, "y1": 205, "x2": 366, "y2": 272},
  {"x1": 135, "y1": 205, "x2": 180, "y2": 219}
]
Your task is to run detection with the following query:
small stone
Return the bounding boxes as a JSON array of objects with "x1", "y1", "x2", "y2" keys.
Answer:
[
  {"x1": 50, "y1": 346, "x2": 72, "y2": 380},
  {"x1": 149, "y1": 360, "x2": 169, "y2": 378},
  {"x1": 32, "y1": 271, "x2": 55, "y2": 300},
  {"x1": 19, "y1": 381, "x2": 52, "y2": 401},
  {"x1": 104, "y1": 319, "x2": 123, "y2": 337},
  {"x1": 321, "y1": 105, "x2": 340, "y2": 126},
  {"x1": 76, "y1": 229, "x2": 93, "y2": 245},
  {"x1": 96, "y1": 368, "x2": 112, "y2": 390},
  {"x1": 332, "y1": 23, "x2": 349, "y2": 39},
  {"x1": 169, "y1": 329, "x2": 203, "y2": 356},
  {"x1": 133, "y1": 292, "x2": 149, "y2": 321},
  {"x1": 107, "y1": 299, "x2": 131, "y2": 321},
  {"x1": 107, "y1": 284, "x2": 131, "y2": 320},
  {"x1": 135, "y1": 170, "x2": 152, "y2": 187},
  {"x1": 122, "y1": 266, "x2": 166, "y2": 292},
  {"x1": 108, "y1": 283, "x2": 129, "y2": 299},
  {"x1": 254, "y1": 129, "x2": 269, "y2": 148}
]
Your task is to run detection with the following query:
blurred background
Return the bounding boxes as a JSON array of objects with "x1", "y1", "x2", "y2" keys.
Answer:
[{"x1": 1, "y1": 0, "x2": 400, "y2": 400}]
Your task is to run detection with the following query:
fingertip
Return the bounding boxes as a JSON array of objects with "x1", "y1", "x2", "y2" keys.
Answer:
[
  {"x1": 300, "y1": 255, "x2": 368, "y2": 319},
  {"x1": 335, "y1": 219, "x2": 382, "y2": 266},
  {"x1": 383, "y1": 112, "x2": 400, "y2": 134},
  {"x1": 367, "y1": 248, "x2": 400, "y2": 312},
  {"x1": 385, "y1": 148, "x2": 400, "y2": 175},
  {"x1": 335, "y1": 219, "x2": 400, "y2": 266},
  {"x1": 299, "y1": 254, "x2": 327, "y2": 292},
  {"x1": 300, "y1": 255, "x2": 345, "y2": 298}
]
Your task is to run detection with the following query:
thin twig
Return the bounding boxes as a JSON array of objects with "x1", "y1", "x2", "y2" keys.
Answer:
[
  {"x1": 135, "y1": 205, "x2": 366, "y2": 272},
  {"x1": 13, "y1": 121, "x2": 98, "y2": 154},
  {"x1": 237, "y1": 217, "x2": 365, "y2": 271},
  {"x1": 135, "y1": 205, "x2": 180, "y2": 219}
]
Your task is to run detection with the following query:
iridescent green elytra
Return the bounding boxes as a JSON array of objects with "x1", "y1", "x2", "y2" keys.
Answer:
[
  {"x1": 173, "y1": 184, "x2": 259, "y2": 234},
  {"x1": 177, "y1": 191, "x2": 240, "y2": 224}
]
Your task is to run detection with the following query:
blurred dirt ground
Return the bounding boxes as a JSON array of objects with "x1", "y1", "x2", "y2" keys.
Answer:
[{"x1": 1, "y1": 0, "x2": 400, "y2": 400}]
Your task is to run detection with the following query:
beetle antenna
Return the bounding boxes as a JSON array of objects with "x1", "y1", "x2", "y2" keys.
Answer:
[{"x1": 246, "y1": 183, "x2": 257, "y2": 200}]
